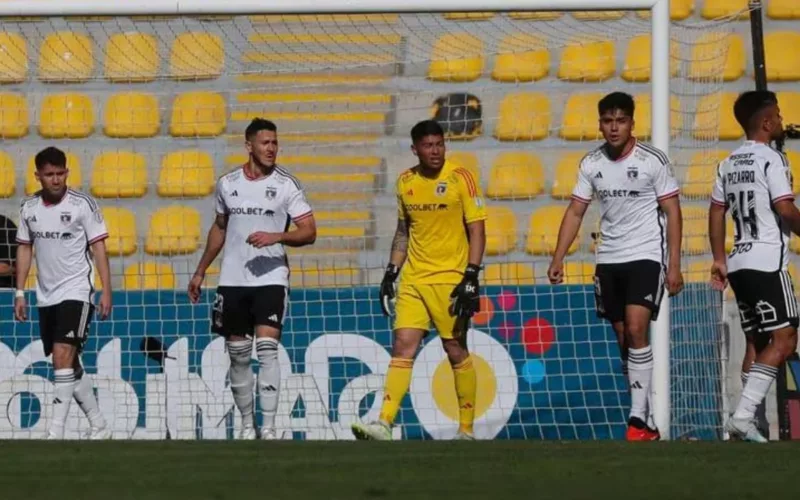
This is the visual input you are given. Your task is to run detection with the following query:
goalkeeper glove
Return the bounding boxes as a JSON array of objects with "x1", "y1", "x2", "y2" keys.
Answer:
[
  {"x1": 379, "y1": 264, "x2": 400, "y2": 317},
  {"x1": 450, "y1": 264, "x2": 481, "y2": 319}
]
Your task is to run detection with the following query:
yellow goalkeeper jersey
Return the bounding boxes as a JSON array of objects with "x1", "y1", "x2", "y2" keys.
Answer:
[{"x1": 396, "y1": 160, "x2": 487, "y2": 285}]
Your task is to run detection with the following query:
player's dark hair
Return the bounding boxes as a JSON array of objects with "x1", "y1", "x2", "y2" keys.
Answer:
[
  {"x1": 245, "y1": 118, "x2": 278, "y2": 141},
  {"x1": 410, "y1": 119, "x2": 444, "y2": 143},
  {"x1": 598, "y1": 92, "x2": 635, "y2": 118},
  {"x1": 34, "y1": 146, "x2": 67, "y2": 170},
  {"x1": 733, "y1": 90, "x2": 778, "y2": 134}
]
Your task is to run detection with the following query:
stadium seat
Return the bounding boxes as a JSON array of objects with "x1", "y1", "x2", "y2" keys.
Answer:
[
  {"x1": 621, "y1": 35, "x2": 679, "y2": 82},
  {"x1": 560, "y1": 92, "x2": 602, "y2": 141},
  {"x1": 444, "y1": 12, "x2": 494, "y2": 20},
  {"x1": 637, "y1": 0, "x2": 694, "y2": 20},
  {"x1": 102, "y1": 207, "x2": 137, "y2": 256},
  {"x1": 0, "y1": 93, "x2": 28, "y2": 138},
  {"x1": 527, "y1": 205, "x2": 578, "y2": 255},
  {"x1": 26, "y1": 152, "x2": 82, "y2": 195},
  {"x1": 633, "y1": 94, "x2": 683, "y2": 139},
  {"x1": 765, "y1": 32, "x2": 800, "y2": 82},
  {"x1": 90, "y1": 151, "x2": 147, "y2": 198},
  {"x1": 487, "y1": 152, "x2": 544, "y2": 200},
  {"x1": 686, "y1": 260, "x2": 711, "y2": 284},
  {"x1": 562, "y1": 261, "x2": 594, "y2": 285},
  {"x1": 491, "y1": 34, "x2": 549, "y2": 83},
  {"x1": 767, "y1": 0, "x2": 800, "y2": 19},
  {"x1": 39, "y1": 32, "x2": 93, "y2": 82},
  {"x1": 169, "y1": 92, "x2": 226, "y2": 137},
  {"x1": 507, "y1": 12, "x2": 562, "y2": 20},
  {"x1": 170, "y1": 32, "x2": 223, "y2": 80},
  {"x1": 105, "y1": 33, "x2": 158, "y2": 82},
  {"x1": 694, "y1": 93, "x2": 741, "y2": 141},
  {"x1": 0, "y1": 33, "x2": 27, "y2": 83},
  {"x1": 157, "y1": 150, "x2": 215, "y2": 198},
  {"x1": 552, "y1": 152, "x2": 584, "y2": 199},
  {"x1": 689, "y1": 33, "x2": 745, "y2": 82},
  {"x1": 291, "y1": 267, "x2": 361, "y2": 289},
  {"x1": 779, "y1": 92, "x2": 800, "y2": 126},
  {"x1": 485, "y1": 206, "x2": 518, "y2": 256},
  {"x1": 701, "y1": 0, "x2": 751, "y2": 20},
  {"x1": 682, "y1": 150, "x2": 729, "y2": 199},
  {"x1": 571, "y1": 11, "x2": 625, "y2": 20},
  {"x1": 0, "y1": 152, "x2": 15, "y2": 197},
  {"x1": 682, "y1": 206, "x2": 708, "y2": 255},
  {"x1": 428, "y1": 33, "x2": 484, "y2": 82},
  {"x1": 104, "y1": 92, "x2": 160, "y2": 138},
  {"x1": 483, "y1": 263, "x2": 535, "y2": 286},
  {"x1": 558, "y1": 38, "x2": 615, "y2": 82},
  {"x1": 494, "y1": 92, "x2": 550, "y2": 141},
  {"x1": 39, "y1": 93, "x2": 94, "y2": 138},
  {"x1": 447, "y1": 152, "x2": 480, "y2": 183},
  {"x1": 123, "y1": 262, "x2": 177, "y2": 290},
  {"x1": 145, "y1": 206, "x2": 202, "y2": 255},
  {"x1": 788, "y1": 150, "x2": 800, "y2": 195}
]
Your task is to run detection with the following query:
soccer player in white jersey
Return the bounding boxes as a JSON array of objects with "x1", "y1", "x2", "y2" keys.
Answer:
[
  {"x1": 709, "y1": 91, "x2": 800, "y2": 443},
  {"x1": 14, "y1": 147, "x2": 112, "y2": 440},
  {"x1": 188, "y1": 118, "x2": 317, "y2": 440},
  {"x1": 547, "y1": 92, "x2": 684, "y2": 441}
]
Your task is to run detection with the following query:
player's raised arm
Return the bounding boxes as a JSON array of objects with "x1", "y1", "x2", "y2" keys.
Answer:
[{"x1": 548, "y1": 161, "x2": 592, "y2": 284}]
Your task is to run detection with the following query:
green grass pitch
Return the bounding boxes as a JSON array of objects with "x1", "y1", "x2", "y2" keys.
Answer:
[{"x1": 0, "y1": 441, "x2": 796, "y2": 499}]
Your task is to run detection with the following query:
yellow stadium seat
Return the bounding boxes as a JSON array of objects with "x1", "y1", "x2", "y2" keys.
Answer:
[
  {"x1": 701, "y1": 0, "x2": 750, "y2": 20},
  {"x1": 158, "y1": 150, "x2": 215, "y2": 198},
  {"x1": 508, "y1": 12, "x2": 562, "y2": 20},
  {"x1": 170, "y1": 32, "x2": 223, "y2": 80},
  {"x1": 26, "y1": 152, "x2": 82, "y2": 195},
  {"x1": 485, "y1": 206, "x2": 518, "y2": 256},
  {"x1": 444, "y1": 12, "x2": 494, "y2": 20},
  {"x1": 768, "y1": 0, "x2": 800, "y2": 19},
  {"x1": 0, "y1": 152, "x2": 15, "y2": 198},
  {"x1": 791, "y1": 235, "x2": 800, "y2": 254},
  {"x1": 145, "y1": 206, "x2": 202, "y2": 255},
  {"x1": 562, "y1": 261, "x2": 594, "y2": 285},
  {"x1": 780, "y1": 92, "x2": 800, "y2": 126},
  {"x1": 487, "y1": 152, "x2": 544, "y2": 200},
  {"x1": 558, "y1": 39, "x2": 615, "y2": 82},
  {"x1": 633, "y1": 94, "x2": 683, "y2": 139},
  {"x1": 483, "y1": 263, "x2": 535, "y2": 286},
  {"x1": 91, "y1": 151, "x2": 147, "y2": 198},
  {"x1": 787, "y1": 150, "x2": 800, "y2": 195},
  {"x1": 494, "y1": 92, "x2": 550, "y2": 141},
  {"x1": 686, "y1": 260, "x2": 711, "y2": 284},
  {"x1": 104, "y1": 92, "x2": 160, "y2": 138},
  {"x1": 683, "y1": 150, "x2": 729, "y2": 199},
  {"x1": 39, "y1": 93, "x2": 94, "y2": 139},
  {"x1": 38, "y1": 32, "x2": 93, "y2": 83},
  {"x1": 552, "y1": 152, "x2": 584, "y2": 199},
  {"x1": 0, "y1": 33, "x2": 27, "y2": 83},
  {"x1": 170, "y1": 92, "x2": 226, "y2": 137},
  {"x1": 527, "y1": 205, "x2": 578, "y2": 255},
  {"x1": 102, "y1": 207, "x2": 137, "y2": 256},
  {"x1": 105, "y1": 33, "x2": 158, "y2": 82},
  {"x1": 765, "y1": 32, "x2": 800, "y2": 82},
  {"x1": 572, "y1": 11, "x2": 625, "y2": 20},
  {"x1": 123, "y1": 262, "x2": 177, "y2": 290},
  {"x1": 689, "y1": 33, "x2": 745, "y2": 82},
  {"x1": 637, "y1": 0, "x2": 694, "y2": 20},
  {"x1": 491, "y1": 34, "x2": 549, "y2": 83},
  {"x1": 0, "y1": 93, "x2": 28, "y2": 138},
  {"x1": 622, "y1": 35, "x2": 679, "y2": 82},
  {"x1": 694, "y1": 93, "x2": 741, "y2": 141},
  {"x1": 682, "y1": 206, "x2": 708, "y2": 255},
  {"x1": 560, "y1": 92, "x2": 602, "y2": 141},
  {"x1": 428, "y1": 33, "x2": 484, "y2": 82},
  {"x1": 291, "y1": 267, "x2": 361, "y2": 289},
  {"x1": 447, "y1": 152, "x2": 480, "y2": 183},
  {"x1": 725, "y1": 217, "x2": 736, "y2": 253}
]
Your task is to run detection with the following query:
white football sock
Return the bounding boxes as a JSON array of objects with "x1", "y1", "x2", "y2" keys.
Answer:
[
  {"x1": 256, "y1": 337, "x2": 280, "y2": 430},
  {"x1": 227, "y1": 340, "x2": 254, "y2": 429},
  {"x1": 51, "y1": 368, "x2": 76, "y2": 438},
  {"x1": 734, "y1": 363, "x2": 777, "y2": 421},
  {"x1": 627, "y1": 346, "x2": 653, "y2": 422},
  {"x1": 73, "y1": 367, "x2": 105, "y2": 428}
]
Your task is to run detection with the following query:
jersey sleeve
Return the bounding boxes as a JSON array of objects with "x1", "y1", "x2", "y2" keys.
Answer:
[
  {"x1": 287, "y1": 183, "x2": 313, "y2": 222},
  {"x1": 652, "y1": 157, "x2": 680, "y2": 201},
  {"x1": 83, "y1": 198, "x2": 108, "y2": 244},
  {"x1": 214, "y1": 178, "x2": 228, "y2": 215},
  {"x1": 16, "y1": 204, "x2": 30, "y2": 244},
  {"x1": 766, "y1": 156, "x2": 794, "y2": 204},
  {"x1": 570, "y1": 158, "x2": 593, "y2": 204},
  {"x1": 710, "y1": 163, "x2": 726, "y2": 207},
  {"x1": 454, "y1": 168, "x2": 487, "y2": 224}
]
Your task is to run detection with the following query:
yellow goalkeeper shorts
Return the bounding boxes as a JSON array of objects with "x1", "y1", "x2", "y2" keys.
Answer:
[{"x1": 394, "y1": 283, "x2": 466, "y2": 339}]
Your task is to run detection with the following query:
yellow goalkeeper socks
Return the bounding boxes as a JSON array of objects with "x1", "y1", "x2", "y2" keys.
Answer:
[
  {"x1": 453, "y1": 356, "x2": 477, "y2": 435},
  {"x1": 378, "y1": 357, "x2": 414, "y2": 425}
]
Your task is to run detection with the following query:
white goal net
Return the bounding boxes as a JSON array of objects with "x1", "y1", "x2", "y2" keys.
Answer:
[{"x1": 0, "y1": 7, "x2": 739, "y2": 440}]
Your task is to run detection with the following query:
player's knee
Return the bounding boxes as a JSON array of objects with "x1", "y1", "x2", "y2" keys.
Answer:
[
  {"x1": 391, "y1": 329, "x2": 423, "y2": 358},
  {"x1": 623, "y1": 326, "x2": 648, "y2": 349},
  {"x1": 51, "y1": 343, "x2": 77, "y2": 370}
]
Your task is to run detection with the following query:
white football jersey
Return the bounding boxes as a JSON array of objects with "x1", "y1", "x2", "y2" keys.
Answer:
[
  {"x1": 571, "y1": 140, "x2": 680, "y2": 265},
  {"x1": 711, "y1": 140, "x2": 794, "y2": 273},
  {"x1": 16, "y1": 189, "x2": 108, "y2": 307},
  {"x1": 216, "y1": 165, "x2": 313, "y2": 287}
]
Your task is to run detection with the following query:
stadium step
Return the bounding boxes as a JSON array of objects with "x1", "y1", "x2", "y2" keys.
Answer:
[
  {"x1": 249, "y1": 14, "x2": 399, "y2": 24},
  {"x1": 248, "y1": 33, "x2": 402, "y2": 45},
  {"x1": 234, "y1": 73, "x2": 390, "y2": 86}
]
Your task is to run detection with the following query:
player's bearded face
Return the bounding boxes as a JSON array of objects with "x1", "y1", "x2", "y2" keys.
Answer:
[
  {"x1": 412, "y1": 134, "x2": 445, "y2": 170},
  {"x1": 35, "y1": 164, "x2": 68, "y2": 198},
  {"x1": 599, "y1": 110, "x2": 634, "y2": 148},
  {"x1": 768, "y1": 105, "x2": 785, "y2": 141},
  {"x1": 247, "y1": 130, "x2": 279, "y2": 168}
]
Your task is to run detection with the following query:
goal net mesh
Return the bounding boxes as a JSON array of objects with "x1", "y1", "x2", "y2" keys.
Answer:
[{"x1": 0, "y1": 9, "x2": 739, "y2": 440}]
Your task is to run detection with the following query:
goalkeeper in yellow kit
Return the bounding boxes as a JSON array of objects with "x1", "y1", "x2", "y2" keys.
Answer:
[{"x1": 351, "y1": 120, "x2": 487, "y2": 441}]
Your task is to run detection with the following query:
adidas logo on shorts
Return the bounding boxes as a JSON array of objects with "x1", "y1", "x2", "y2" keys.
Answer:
[
  {"x1": 644, "y1": 294, "x2": 653, "y2": 303},
  {"x1": 268, "y1": 314, "x2": 279, "y2": 322}
]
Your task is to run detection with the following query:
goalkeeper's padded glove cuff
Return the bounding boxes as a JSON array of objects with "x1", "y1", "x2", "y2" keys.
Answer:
[
  {"x1": 384, "y1": 263, "x2": 400, "y2": 280},
  {"x1": 464, "y1": 264, "x2": 481, "y2": 279}
]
